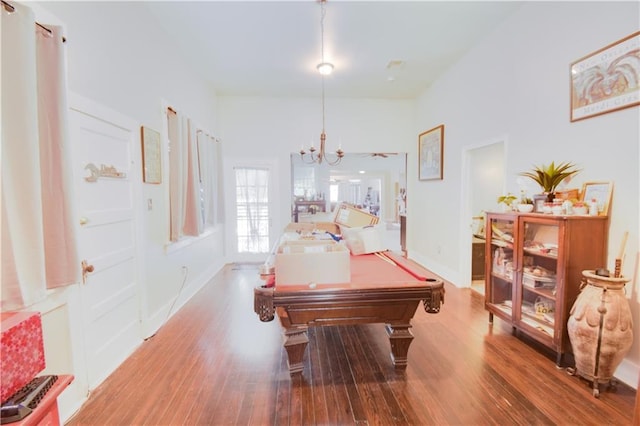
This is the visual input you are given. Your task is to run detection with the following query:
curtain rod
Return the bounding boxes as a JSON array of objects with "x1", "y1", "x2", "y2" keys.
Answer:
[{"x1": 2, "y1": 0, "x2": 66, "y2": 43}]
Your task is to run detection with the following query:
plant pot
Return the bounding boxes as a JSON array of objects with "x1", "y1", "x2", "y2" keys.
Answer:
[
  {"x1": 567, "y1": 270, "x2": 633, "y2": 397},
  {"x1": 517, "y1": 204, "x2": 533, "y2": 212}
]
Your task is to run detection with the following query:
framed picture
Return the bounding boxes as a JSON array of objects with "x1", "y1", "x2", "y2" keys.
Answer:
[
  {"x1": 579, "y1": 181, "x2": 613, "y2": 216},
  {"x1": 533, "y1": 194, "x2": 548, "y2": 213},
  {"x1": 141, "y1": 126, "x2": 161, "y2": 184},
  {"x1": 418, "y1": 124, "x2": 444, "y2": 181},
  {"x1": 570, "y1": 31, "x2": 640, "y2": 122}
]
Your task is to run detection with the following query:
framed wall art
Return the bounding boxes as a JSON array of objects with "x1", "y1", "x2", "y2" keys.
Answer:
[
  {"x1": 418, "y1": 124, "x2": 444, "y2": 181},
  {"x1": 570, "y1": 31, "x2": 640, "y2": 122},
  {"x1": 532, "y1": 194, "x2": 548, "y2": 213},
  {"x1": 579, "y1": 181, "x2": 613, "y2": 216},
  {"x1": 141, "y1": 126, "x2": 162, "y2": 184}
]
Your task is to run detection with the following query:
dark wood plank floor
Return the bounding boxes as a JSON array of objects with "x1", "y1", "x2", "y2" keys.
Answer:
[{"x1": 66, "y1": 263, "x2": 637, "y2": 425}]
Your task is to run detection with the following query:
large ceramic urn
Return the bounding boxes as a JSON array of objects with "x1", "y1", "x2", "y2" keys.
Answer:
[{"x1": 567, "y1": 270, "x2": 633, "y2": 397}]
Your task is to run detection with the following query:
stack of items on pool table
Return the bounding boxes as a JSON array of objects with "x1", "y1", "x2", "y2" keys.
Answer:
[
  {"x1": 262, "y1": 202, "x2": 383, "y2": 287},
  {"x1": 254, "y1": 206, "x2": 445, "y2": 375}
]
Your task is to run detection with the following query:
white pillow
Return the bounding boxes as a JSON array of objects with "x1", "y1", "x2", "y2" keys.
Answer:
[{"x1": 340, "y1": 224, "x2": 387, "y2": 255}]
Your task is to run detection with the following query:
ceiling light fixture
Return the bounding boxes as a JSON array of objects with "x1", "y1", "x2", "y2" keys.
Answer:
[
  {"x1": 300, "y1": 0, "x2": 343, "y2": 165},
  {"x1": 317, "y1": 62, "x2": 334, "y2": 76}
]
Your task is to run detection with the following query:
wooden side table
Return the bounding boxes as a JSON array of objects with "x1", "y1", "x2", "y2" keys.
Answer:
[{"x1": 10, "y1": 375, "x2": 73, "y2": 426}]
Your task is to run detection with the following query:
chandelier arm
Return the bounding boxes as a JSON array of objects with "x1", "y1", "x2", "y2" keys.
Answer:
[{"x1": 325, "y1": 154, "x2": 342, "y2": 166}]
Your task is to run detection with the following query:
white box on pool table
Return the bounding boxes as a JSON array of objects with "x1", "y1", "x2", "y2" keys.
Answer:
[{"x1": 275, "y1": 241, "x2": 350, "y2": 285}]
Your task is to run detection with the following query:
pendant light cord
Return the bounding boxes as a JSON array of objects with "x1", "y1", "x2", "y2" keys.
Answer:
[{"x1": 320, "y1": 0, "x2": 327, "y2": 134}]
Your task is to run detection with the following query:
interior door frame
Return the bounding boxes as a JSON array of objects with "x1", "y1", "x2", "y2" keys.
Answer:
[
  {"x1": 224, "y1": 157, "x2": 281, "y2": 263},
  {"x1": 459, "y1": 136, "x2": 507, "y2": 288}
]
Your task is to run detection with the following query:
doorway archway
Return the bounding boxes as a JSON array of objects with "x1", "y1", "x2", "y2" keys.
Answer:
[{"x1": 460, "y1": 139, "x2": 506, "y2": 291}]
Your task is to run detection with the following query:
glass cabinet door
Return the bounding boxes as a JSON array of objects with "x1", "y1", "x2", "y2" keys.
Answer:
[
  {"x1": 517, "y1": 220, "x2": 559, "y2": 338},
  {"x1": 486, "y1": 215, "x2": 516, "y2": 320}
]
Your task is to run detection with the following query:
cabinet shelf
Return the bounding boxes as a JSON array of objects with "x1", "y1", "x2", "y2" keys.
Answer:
[
  {"x1": 491, "y1": 240, "x2": 513, "y2": 249},
  {"x1": 484, "y1": 212, "x2": 607, "y2": 367},
  {"x1": 490, "y1": 272, "x2": 513, "y2": 283},
  {"x1": 486, "y1": 302, "x2": 512, "y2": 320},
  {"x1": 523, "y1": 248, "x2": 558, "y2": 259},
  {"x1": 520, "y1": 314, "x2": 554, "y2": 337},
  {"x1": 521, "y1": 310, "x2": 555, "y2": 327},
  {"x1": 522, "y1": 285, "x2": 556, "y2": 300}
]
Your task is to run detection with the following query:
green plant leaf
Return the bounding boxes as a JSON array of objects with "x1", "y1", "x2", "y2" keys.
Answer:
[{"x1": 518, "y1": 161, "x2": 580, "y2": 193}]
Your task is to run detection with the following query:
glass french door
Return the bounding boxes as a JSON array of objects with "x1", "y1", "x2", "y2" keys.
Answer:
[
  {"x1": 227, "y1": 162, "x2": 277, "y2": 263},
  {"x1": 235, "y1": 167, "x2": 270, "y2": 253}
]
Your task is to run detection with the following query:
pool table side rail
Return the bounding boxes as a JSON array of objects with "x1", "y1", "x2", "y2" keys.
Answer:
[{"x1": 255, "y1": 282, "x2": 444, "y2": 323}]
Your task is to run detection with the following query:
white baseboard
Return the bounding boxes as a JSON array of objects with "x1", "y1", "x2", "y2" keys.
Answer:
[
  {"x1": 614, "y1": 358, "x2": 639, "y2": 389},
  {"x1": 142, "y1": 259, "x2": 225, "y2": 338},
  {"x1": 407, "y1": 250, "x2": 461, "y2": 287}
]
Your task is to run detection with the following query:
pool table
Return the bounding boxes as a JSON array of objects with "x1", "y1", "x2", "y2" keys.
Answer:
[{"x1": 254, "y1": 251, "x2": 444, "y2": 375}]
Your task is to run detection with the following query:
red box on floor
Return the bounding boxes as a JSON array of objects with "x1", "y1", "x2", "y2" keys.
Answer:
[{"x1": 0, "y1": 311, "x2": 46, "y2": 402}]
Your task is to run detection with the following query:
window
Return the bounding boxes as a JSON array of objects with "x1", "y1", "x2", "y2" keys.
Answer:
[
  {"x1": 293, "y1": 166, "x2": 315, "y2": 199},
  {"x1": 167, "y1": 106, "x2": 221, "y2": 242}
]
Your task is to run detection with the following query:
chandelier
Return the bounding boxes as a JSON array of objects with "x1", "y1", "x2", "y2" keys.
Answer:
[{"x1": 300, "y1": 0, "x2": 344, "y2": 165}]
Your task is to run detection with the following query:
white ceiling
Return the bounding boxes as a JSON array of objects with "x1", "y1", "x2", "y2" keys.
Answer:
[{"x1": 144, "y1": 1, "x2": 523, "y2": 99}]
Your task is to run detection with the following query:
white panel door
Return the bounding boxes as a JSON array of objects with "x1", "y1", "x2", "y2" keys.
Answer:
[{"x1": 69, "y1": 96, "x2": 142, "y2": 389}]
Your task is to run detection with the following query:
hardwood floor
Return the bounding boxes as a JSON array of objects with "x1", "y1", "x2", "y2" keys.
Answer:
[{"x1": 66, "y1": 263, "x2": 637, "y2": 425}]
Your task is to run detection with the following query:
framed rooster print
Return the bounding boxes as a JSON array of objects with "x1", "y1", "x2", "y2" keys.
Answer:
[{"x1": 570, "y1": 31, "x2": 640, "y2": 122}]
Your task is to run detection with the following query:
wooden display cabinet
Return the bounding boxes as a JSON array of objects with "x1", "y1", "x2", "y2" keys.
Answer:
[{"x1": 484, "y1": 212, "x2": 608, "y2": 366}]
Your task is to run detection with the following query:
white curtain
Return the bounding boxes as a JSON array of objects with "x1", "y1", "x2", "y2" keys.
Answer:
[
  {"x1": 167, "y1": 108, "x2": 183, "y2": 241},
  {"x1": 36, "y1": 22, "x2": 79, "y2": 289},
  {"x1": 214, "y1": 138, "x2": 224, "y2": 223},
  {"x1": 1, "y1": 2, "x2": 79, "y2": 310},
  {"x1": 197, "y1": 132, "x2": 220, "y2": 227}
]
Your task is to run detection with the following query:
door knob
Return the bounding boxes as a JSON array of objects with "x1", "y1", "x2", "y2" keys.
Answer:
[
  {"x1": 79, "y1": 217, "x2": 88, "y2": 225},
  {"x1": 82, "y1": 260, "x2": 94, "y2": 284}
]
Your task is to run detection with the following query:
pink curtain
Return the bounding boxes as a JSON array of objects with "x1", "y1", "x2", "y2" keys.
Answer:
[
  {"x1": 167, "y1": 108, "x2": 203, "y2": 241},
  {"x1": 37, "y1": 24, "x2": 79, "y2": 289},
  {"x1": 1, "y1": 2, "x2": 79, "y2": 310},
  {"x1": 182, "y1": 118, "x2": 202, "y2": 236}
]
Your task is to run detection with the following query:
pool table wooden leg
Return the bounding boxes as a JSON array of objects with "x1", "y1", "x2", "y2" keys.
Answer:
[
  {"x1": 283, "y1": 326, "x2": 309, "y2": 375},
  {"x1": 385, "y1": 323, "x2": 414, "y2": 369}
]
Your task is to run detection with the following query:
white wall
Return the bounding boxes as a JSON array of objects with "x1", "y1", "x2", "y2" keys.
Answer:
[
  {"x1": 37, "y1": 1, "x2": 226, "y2": 333},
  {"x1": 410, "y1": 1, "x2": 639, "y2": 387},
  {"x1": 217, "y1": 96, "x2": 415, "y2": 234},
  {"x1": 27, "y1": 2, "x2": 227, "y2": 419}
]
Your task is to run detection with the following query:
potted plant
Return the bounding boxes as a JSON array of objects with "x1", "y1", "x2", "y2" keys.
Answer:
[
  {"x1": 517, "y1": 195, "x2": 534, "y2": 212},
  {"x1": 519, "y1": 161, "x2": 581, "y2": 202},
  {"x1": 497, "y1": 193, "x2": 518, "y2": 211}
]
